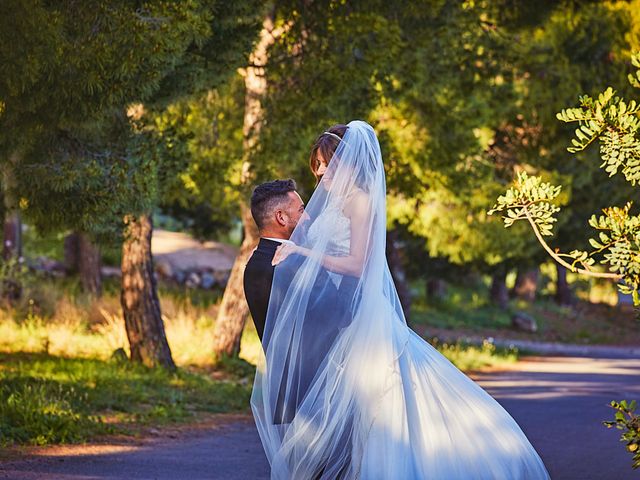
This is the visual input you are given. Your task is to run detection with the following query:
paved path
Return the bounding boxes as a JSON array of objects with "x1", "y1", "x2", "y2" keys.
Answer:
[
  {"x1": 2, "y1": 355, "x2": 639, "y2": 480},
  {"x1": 471, "y1": 356, "x2": 640, "y2": 480}
]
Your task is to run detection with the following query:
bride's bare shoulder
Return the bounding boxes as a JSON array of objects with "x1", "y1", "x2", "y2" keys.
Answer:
[{"x1": 344, "y1": 188, "x2": 369, "y2": 217}]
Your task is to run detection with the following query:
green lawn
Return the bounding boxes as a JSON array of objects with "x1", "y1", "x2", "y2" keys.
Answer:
[
  {"x1": 0, "y1": 352, "x2": 252, "y2": 446},
  {"x1": 411, "y1": 279, "x2": 640, "y2": 346},
  {"x1": 0, "y1": 272, "x2": 531, "y2": 448}
]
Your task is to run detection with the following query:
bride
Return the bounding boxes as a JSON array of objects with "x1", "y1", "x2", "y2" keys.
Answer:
[{"x1": 251, "y1": 120, "x2": 550, "y2": 479}]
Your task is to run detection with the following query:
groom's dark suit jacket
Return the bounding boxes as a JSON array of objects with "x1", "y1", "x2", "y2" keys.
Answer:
[
  {"x1": 243, "y1": 237, "x2": 345, "y2": 423},
  {"x1": 243, "y1": 238, "x2": 282, "y2": 342},
  {"x1": 244, "y1": 238, "x2": 342, "y2": 343}
]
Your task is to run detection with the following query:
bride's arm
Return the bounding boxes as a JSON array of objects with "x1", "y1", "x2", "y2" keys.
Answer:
[{"x1": 272, "y1": 191, "x2": 370, "y2": 277}]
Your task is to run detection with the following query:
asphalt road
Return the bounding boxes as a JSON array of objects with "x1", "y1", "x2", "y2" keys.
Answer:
[{"x1": 2, "y1": 355, "x2": 639, "y2": 480}]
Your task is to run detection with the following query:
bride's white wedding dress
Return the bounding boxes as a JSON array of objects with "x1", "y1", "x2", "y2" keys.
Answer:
[{"x1": 252, "y1": 121, "x2": 550, "y2": 479}]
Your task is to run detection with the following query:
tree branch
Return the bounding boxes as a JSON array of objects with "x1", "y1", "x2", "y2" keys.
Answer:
[{"x1": 523, "y1": 206, "x2": 622, "y2": 280}]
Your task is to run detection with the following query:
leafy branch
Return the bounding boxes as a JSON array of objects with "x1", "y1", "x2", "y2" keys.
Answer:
[
  {"x1": 604, "y1": 400, "x2": 640, "y2": 469},
  {"x1": 490, "y1": 52, "x2": 640, "y2": 305},
  {"x1": 488, "y1": 171, "x2": 621, "y2": 280}
]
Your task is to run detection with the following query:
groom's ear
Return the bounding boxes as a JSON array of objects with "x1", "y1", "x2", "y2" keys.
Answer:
[{"x1": 274, "y1": 209, "x2": 287, "y2": 227}]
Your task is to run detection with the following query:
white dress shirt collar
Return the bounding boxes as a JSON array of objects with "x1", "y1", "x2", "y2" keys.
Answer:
[{"x1": 263, "y1": 237, "x2": 295, "y2": 246}]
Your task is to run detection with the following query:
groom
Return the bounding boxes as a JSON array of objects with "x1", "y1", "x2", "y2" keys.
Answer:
[
  {"x1": 244, "y1": 179, "x2": 342, "y2": 424},
  {"x1": 243, "y1": 179, "x2": 308, "y2": 343},
  {"x1": 244, "y1": 179, "x2": 351, "y2": 477}
]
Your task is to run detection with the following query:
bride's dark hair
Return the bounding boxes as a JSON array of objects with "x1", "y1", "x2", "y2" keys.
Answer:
[{"x1": 309, "y1": 124, "x2": 348, "y2": 181}]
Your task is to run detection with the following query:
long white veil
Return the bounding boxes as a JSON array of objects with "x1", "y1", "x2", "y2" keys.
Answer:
[{"x1": 250, "y1": 120, "x2": 549, "y2": 480}]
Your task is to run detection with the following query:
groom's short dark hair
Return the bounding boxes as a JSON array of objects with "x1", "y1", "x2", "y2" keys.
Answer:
[{"x1": 250, "y1": 179, "x2": 297, "y2": 230}]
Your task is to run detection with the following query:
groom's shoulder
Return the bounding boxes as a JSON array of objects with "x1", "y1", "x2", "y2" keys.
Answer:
[{"x1": 245, "y1": 239, "x2": 278, "y2": 272}]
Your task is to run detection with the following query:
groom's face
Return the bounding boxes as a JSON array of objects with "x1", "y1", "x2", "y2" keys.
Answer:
[{"x1": 278, "y1": 191, "x2": 308, "y2": 238}]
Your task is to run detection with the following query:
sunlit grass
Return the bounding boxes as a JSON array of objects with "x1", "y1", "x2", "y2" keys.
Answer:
[
  {"x1": 0, "y1": 352, "x2": 251, "y2": 446},
  {"x1": 0, "y1": 302, "x2": 261, "y2": 369},
  {"x1": 0, "y1": 293, "x2": 512, "y2": 372},
  {"x1": 430, "y1": 338, "x2": 518, "y2": 371},
  {"x1": 0, "y1": 278, "x2": 524, "y2": 447}
]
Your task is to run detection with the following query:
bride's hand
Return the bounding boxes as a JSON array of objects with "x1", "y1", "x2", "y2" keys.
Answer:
[{"x1": 272, "y1": 242, "x2": 299, "y2": 266}]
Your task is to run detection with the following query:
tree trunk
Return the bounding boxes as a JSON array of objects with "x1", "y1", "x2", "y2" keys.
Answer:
[
  {"x1": 386, "y1": 230, "x2": 412, "y2": 320},
  {"x1": 79, "y1": 233, "x2": 102, "y2": 297},
  {"x1": 3, "y1": 211, "x2": 21, "y2": 261},
  {"x1": 3, "y1": 158, "x2": 22, "y2": 261},
  {"x1": 2, "y1": 159, "x2": 22, "y2": 301},
  {"x1": 490, "y1": 271, "x2": 509, "y2": 309},
  {"x1": 212, "y1": 16, "x2": 277, "y2": 360},
  {"x1": 121, "y1": 213, "x2": 175, "y2": 370},
  {"x1": 554, "y1": 264, "x2": 573, "y2": 306},
  {"x1": 426, "y1": 278, "x2": 447, "y2": 300},
  {"x1": 64, "y1": 232, "x2": 102, "y2": 297},
  {"x1": 212, "y1": 203, "x2": 259, "y2": 358},
  {"x1": 512, "y1": 268, "x2": 539, "y2": 302},
  {"x1": 63, "y1": 232, "x2": 80, "y2": 273}
]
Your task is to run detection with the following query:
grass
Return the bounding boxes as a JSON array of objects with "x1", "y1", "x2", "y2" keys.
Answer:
[
  {"x1": 0, "y1": 276, "x2": 520, "y2": 447},
  {"x1": 0, "y1": 277, "x2": 260, "y2": 446},
  {"x1": 0, "y1": 352, "x2": 251, "y2": 446},
  {"x1": 411, "y1": 275, "x2": 640, "y2": 346},
  {"x1": 430, "y1": 338, "x2": 518, "y2": 371}
]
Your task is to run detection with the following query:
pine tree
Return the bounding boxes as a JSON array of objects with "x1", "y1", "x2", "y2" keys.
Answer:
[{"x1": 0, "y1": 0, "x2": 262, "y2": 368}]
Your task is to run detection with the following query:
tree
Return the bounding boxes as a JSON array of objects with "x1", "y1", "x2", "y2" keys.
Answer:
[
  {"x1": 505, "y1": 0, "x2": 639, "y2": 303},
  {"x1": 489, "y1": 53, "x2": 640, "y2": 302},
  {"x1": 205, "y1": 1, "x2": 403, "y2": 358},
  {"x1": 210, "y1": 15, "x2": 277, "y2": 359},
  {"x1": 64, "y1": 232, "x2": 102, "y2": 297},
  {"x1": 372, "y1": 1, "x2": 544, "y2": 303},
  {"x1": 490, "y1": 51, "x2": 640, "y2": 471},
  {"x1": 375, "y1": 1, "x2": 639, "y2": 310},
  {"x1": 1, "y1": 0, "x2": 261, "y2": 368}
]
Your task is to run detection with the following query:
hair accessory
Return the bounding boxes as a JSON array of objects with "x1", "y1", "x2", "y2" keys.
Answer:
[{"x1": 322, "y1": 131, "x2": 342, "y2": 141}]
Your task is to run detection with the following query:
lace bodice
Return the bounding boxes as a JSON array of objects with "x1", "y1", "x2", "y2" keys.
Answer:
[{"x1": 307, "y1": 199, "x2": 351, "y2": 257}]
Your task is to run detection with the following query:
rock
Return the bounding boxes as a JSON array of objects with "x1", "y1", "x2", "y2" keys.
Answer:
[
  {"x1": 101, "y1": 266, "x2": 122, "y2": 278},
  {"x1": 185, "y1": 271, "x2": 200, "y2": 288},
  {"x1": 511, "y1": 311, "x2": 538, "y2": 333},
  {"x1": 201, "y1": 272, "x2": 215, "y2": 289},
  {"x1": 111, "y1": 348, "x2": 128, "y2": 363},
  {"x1": 33, "y1": 256, "x2": 66, "y2": 276},
  {"x1": 213, "y1": 269, "x2": 231, "y2": 287},
  {"x1": 156, "y1": 260, "x2": 173, "y2": 279},
  {"x1": 173, "y1": 269, "x2": 186, "y2": 284}
]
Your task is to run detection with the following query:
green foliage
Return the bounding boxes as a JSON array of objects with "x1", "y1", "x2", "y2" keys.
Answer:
[
  {"x1": 149, "y1": 80, "x2": 247, "y2": 236},
  {"x1": 586, "y1": 203, "x2": 640, "y2": 300},
  {"x1": 501, "y1": 0, "x2": 638, "y2": 259},
  {"x1": 147, "y1": 0, "x2": 407, "y2": 235},
  {"x1": 0, "y1": 353, "x2": 252, "y2": 446},
  {"x1": 557, "y1": 84, "x2": 640, "y2": 183},
  {"x1": 428, "y1": 338, "x2": 518, "y2": 372},
  {"x1": 1, "y1": 0, "x2": 261, "y2": 244},
  {"x1": 492, "y1": 52, "x2": 640, "y2": 303},
  {"x1": 0, "y1": 0, "x2": 212, "y2": 154},
  {"x1": 257, "y1": 0, "x2": 404, "y2": 191},
  {"x1": 604, "y1": 400, "x2": 640, "y2": 469},
  {"x1": 377, "y1": 0, "x2": 539, "y2": 270},
  {"x1": 629, "y1": 54, "x2": 640, "y2": 89},
  {"x1": 489, "y1": 171, "x2": 562, "y2": 236}
]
